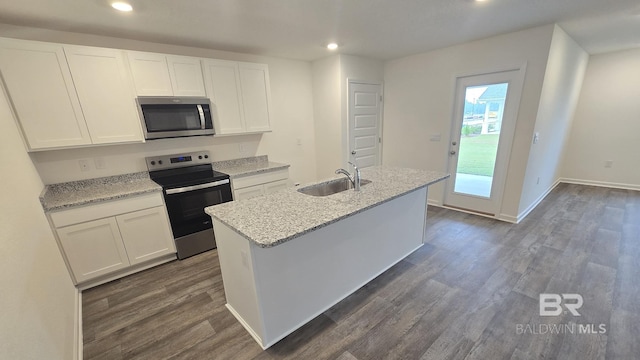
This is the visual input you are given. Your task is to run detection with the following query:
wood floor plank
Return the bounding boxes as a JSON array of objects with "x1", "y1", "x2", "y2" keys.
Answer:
[{"x1": 81, "y1": 184, "x2": 640, "y2": 360}]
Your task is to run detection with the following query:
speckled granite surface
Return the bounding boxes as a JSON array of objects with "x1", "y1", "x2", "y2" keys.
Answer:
[
  {"x1": 205, "y1": 166, "x2": 449, "y2": 248},
  {"x1": 40, "y1": 172, "x2": 162, "y2": 212},
  {"x1": 212, "y1": 155, "x2": 290, "y2": 179}
]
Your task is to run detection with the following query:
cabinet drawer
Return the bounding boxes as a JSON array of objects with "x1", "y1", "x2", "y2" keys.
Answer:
[
  {"x1": 50, "y1": 192, "x2": 164, "y2": 228},
  {"x1": 231, "y1": 169, "x2": 289, "y2": 190}
]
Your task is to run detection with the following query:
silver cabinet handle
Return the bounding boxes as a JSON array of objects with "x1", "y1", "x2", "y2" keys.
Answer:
[
  {"x1": 165, "y1": 179, "x2": 229, "y2": 195},
  {"x1": 197, "y1": 104, "x2": 205, "y2": 129}
]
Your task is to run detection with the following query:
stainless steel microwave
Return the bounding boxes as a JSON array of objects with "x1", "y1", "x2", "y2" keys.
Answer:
[{"x1": 136, "y1": 97, "x2": 215, "y2": 140}]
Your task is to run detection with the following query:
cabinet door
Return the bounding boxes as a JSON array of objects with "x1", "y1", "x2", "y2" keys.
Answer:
[
  {"x1": 264, "y1": 179, "x2": 289, "y2": 195},
  {"x1": 57, "y1": 217, "x2": 130, "y2": 283},
  {"x1": 127, "y1": 51, "x2": 173, "y2": 96},
  {"x1": 234, "y1": 184, "x2": 265, "y2": 201},
  {"x1": 116, "y1": 206, "x2": 176, "y2": 265},
  {"x1": 167, "y1": 55, "x2": 206, "y2": 97},
  {"x1": 64, "y1": 46, "x2": 143, "y2": 144},
  {"x1": 0, "y1": 39, "x2": 90, "y2": 149},
  {"x1": 202, "y1": 59, "x2": 245, "y2": 134},
  {"x1": 239, "y1": 62, "x2": 272, "y2": 132}
]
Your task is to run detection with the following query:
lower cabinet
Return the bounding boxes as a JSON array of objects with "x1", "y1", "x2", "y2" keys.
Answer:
[
  {"x1": 57, "y1": 217, "x2": 130, "y2": 283},
  {"x1": 231, "y1": 169, "x2": 289, "y2": 201},
  {"x1": 50, "y1": 193, "x2": 176, "y2": 287}
]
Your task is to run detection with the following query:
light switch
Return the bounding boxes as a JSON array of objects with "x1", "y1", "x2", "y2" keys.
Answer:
[
  {"x1": 430, "y1": 133, "x2": 441, "y2": 142},
  {"x1": 533, "y1": 132, "x2": 540, "y2": 144}
]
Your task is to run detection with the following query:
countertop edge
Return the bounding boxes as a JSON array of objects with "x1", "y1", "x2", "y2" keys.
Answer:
[
  {"x1": 43, "y1": 187, "x2": 163, "y2": 213},
  {"x1": 207, "y1": 173, "x2": 449, "y2": 248},
  {"x1": 214, "y1": 163, "x2": 291, "y2": 179}
]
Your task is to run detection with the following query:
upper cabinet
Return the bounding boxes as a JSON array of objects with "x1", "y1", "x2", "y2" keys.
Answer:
[
  {"x1": 127, "y1": 51, "x2": 206, "y2": 97},
  {"x1": 0, "y1": 39, "x2": 91, "y2": 149},
  {"x1": 64, "y1": 46, "x2": 143, "y2": 144},
  {"x1": 238, "y1": 62, "x2": 272, "y2": 133},
  {"x1": 0, "y1": 37, "x2": 273, "y2": 151},
  {"x1": 203, "y1": 60, "x2": 272, "y2": 135},
  {"x1": 0, "y1": 38, "x2": 144, "y2": 150}
]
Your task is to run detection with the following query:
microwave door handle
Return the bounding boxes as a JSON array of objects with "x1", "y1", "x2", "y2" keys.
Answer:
[
  {"x1": 197, "y1": 105, "x2": 206, "y2": 129},
  {"x1": 165, "y1": 179, "x2": 230, "y2": 195}
]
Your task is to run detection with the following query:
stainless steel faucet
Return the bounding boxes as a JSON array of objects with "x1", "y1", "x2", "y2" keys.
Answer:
[{"x1": 335, "y1": 161, "x2": 361, "y2": 191}]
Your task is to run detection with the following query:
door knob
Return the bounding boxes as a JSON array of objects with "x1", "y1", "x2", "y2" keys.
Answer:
[
  {"x1": 452, "y1": 141, "x2": 457, "y2": 146},
  {"x1": 450, "y1": 151, "x2": 456, "y2": 155}
]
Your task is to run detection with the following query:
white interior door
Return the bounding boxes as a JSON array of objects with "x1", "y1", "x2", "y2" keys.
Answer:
[
  {"x1": 348, "y1": 81, "x2": 382, "y2": 168},
  {"x1": 444, "y1": 69, "x2": 524, "y2": 216}
]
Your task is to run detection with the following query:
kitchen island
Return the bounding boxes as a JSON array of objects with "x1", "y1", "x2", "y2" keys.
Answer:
[{"x1": 205, "y1": 166, "x2": 448, "y2": 349}]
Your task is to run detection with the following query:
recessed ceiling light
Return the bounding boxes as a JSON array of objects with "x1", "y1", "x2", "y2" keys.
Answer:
[
  {"x1": 111, "y1": 2, "x2": 133, "y2": 12},
  {"x1": 327, "y1": 43, "x2": 339, "y2": 50}
]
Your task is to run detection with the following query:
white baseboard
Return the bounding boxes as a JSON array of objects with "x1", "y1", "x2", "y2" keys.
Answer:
[
  {"x1": 75, "y1": 289, "x2": 83, "y2": 360},
  {"x1": 515, "y1": 179, "x2": 562, "y2": 223},
  {"x1": 497, "y1": 213, "x2": 518, "y2": 224},
  {"x1": 560, "y1": 178, "x2": 640, "y2": 192},
  {"x1": 427, "y1": 198, "x2": 442, "y2": 207}
]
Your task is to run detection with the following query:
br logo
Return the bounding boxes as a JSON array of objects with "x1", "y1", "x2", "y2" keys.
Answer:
[{"x1": 539, "y1": 293, "x2": 583, "y2": 316}]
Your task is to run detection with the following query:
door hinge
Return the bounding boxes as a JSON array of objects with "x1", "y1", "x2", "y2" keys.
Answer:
[
  {"x1": 379, "y1": 137, "x2": 382, "y2": 143},
  {"x1": 380, "y1": 95, "x2": 383, "y2": 102}
]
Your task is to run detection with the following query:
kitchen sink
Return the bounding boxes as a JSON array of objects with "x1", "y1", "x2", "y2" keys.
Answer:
[{"x1": 297, "y1": 178, "x2": 371, "y2": 197}]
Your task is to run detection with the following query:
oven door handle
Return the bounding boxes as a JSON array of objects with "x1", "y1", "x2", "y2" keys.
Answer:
[
  {"x1": 197, "y1": 104, "x2": 206, "y2": 129},
  {"x1": 165, "y1": 179, "x2": 230, "y2": 195}
]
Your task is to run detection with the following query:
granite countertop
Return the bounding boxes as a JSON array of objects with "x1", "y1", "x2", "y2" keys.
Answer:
[
  {"x1": 212, "y1": 155, "x2": 290, "y2": 179},
  {"x1": 205, "y1": 166, "x2": 449, "y2": 248},
  {"x1": 40, "y1": 172, "x2": 162, "y2": 212}
]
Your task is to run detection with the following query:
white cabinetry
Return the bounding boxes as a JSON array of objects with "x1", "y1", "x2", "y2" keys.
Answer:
[
  {"x1": 231, "y1": 169, "x2": 289, "y2": 201},
  {"x1": 50, "y1": 193, "x2": 176, "y2": 287},
  {"x1": 203, "y1": 60, "x2": 272, "y2": 135},
  {"x1": 127, "y1": 51, "x2": 205, "y2": 97},
  {"x1": 239, "y1": 62, "x2": 272, "y2": 132},
  {"x1": 0, "y1": 38, "x2": 143, "y2": 150},
  {"x1": 64, "y1": 45, "x2": 143, "y2": 144},
  {"x1": 0, "y1": 39, "x2": 91, "y2": 149},
  {"x1": 57, "y1": 217, "x2": 130, "y2": 283}
]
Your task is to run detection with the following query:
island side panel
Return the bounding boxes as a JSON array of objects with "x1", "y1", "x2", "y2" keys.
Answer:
[
  {"x1": 251, "y1": 187, "x2": 428, "y2": 348},
  {"x1": 212, "y1": 219, "x2": 267, "y2": 346}
]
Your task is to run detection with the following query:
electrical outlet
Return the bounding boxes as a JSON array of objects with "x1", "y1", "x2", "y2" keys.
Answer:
[
  {"x1": 94, "y1": 157, "x2": 107, "y2": 169},
  {"x1": 605, "y1": 160, "x2": 613, "y2": 168},
  {"x1": 537, "y1": 177, "x2": 540, "y2": 185},
  {"x1": 78, "y1": 159, "x2": 91, "y2": 172},
  {"x1": 430, "y1": 133, "x2": 441, "y2": 141}
]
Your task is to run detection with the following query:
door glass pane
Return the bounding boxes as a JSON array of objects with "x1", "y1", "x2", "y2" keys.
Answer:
[{"x1": 454, "y1": 83, "x2": 508, "y2": 198}]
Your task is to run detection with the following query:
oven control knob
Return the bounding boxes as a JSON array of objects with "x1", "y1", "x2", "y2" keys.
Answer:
[
  {"x1": 150, "y1": 161, "x2": 156, "y2": 166},
  {"x1": 158, "y1": 160, "x2": 163, "y2": 165},
  {"x1": 204, "y1": 154, "x2": 209, "y2": 159},
  {"x1": 198, "y1": 155, "x2": 203, "y2": 159}
]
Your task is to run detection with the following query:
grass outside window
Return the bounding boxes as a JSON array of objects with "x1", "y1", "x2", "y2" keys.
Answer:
[{"x1": 456, "y1": 134, "x2": 499, "y2": 177}]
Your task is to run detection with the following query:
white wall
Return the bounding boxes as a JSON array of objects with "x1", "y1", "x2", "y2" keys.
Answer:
[
  {"x1": 0, "y1": 84, "x2": 76, "y2": 359},
  {"x1": 383, "y1": 25, "x2": 554, "y2": 219},
  {"x1": 0, "y1": 23, "x2": 317, "y2": 185},
  {"x1": 561, "y1": 47, "x2": 640, "y2": 189},
  {"x1": 311, "y1": 55, "x2": 341, "y2": 179},
  {"x1": 312, "y1": 54, "x2": 384, "y2": 178},
  {"x1": 518, "y1": 26, "x2": 589, "y2": 216}
]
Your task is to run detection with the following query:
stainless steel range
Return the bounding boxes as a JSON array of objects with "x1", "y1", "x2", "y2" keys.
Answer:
[{"x1": 146, "y1": 150, "x2": 232, "y2": 259}]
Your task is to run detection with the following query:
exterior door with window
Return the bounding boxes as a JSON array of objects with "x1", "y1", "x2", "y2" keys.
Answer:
[{"x1": 444, "y1": 69, "x2": 524, "y2": 216}]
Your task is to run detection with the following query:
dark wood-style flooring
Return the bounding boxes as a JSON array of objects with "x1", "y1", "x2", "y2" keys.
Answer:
[{"x1": 82, "y1": 183, "x2": 640, "y2": 359}]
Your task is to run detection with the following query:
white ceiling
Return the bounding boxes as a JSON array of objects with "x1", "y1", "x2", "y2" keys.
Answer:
[{"x1": 0, "y1": 0, "x2": 639, "y2": 61}]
